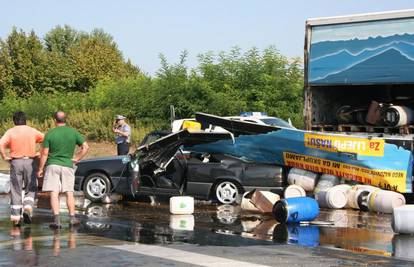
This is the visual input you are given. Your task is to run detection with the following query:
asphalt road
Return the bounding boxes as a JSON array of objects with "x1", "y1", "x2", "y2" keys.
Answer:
[{"x1": 0, "y1": 194, "x2": 413, "y2": 267}]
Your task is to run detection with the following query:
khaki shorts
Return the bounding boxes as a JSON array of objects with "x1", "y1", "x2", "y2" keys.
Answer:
[{"x1": 42, "y1": 165, "x2": 75, "y2": 192}]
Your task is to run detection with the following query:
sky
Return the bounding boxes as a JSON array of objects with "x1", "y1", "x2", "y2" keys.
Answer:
[{"x1": 1, "y1": 1, "x2": 414, "y2": 75}]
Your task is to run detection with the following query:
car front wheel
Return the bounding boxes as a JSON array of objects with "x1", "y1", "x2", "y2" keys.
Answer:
[
  {"x1": 83, "y1": 173, "x2": 111, "y2": 202},
  {"x1": 214, "y1": 180, "x2": 242, "y2": 204}
]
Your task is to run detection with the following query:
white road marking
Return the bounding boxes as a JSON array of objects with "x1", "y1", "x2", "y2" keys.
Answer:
[{"x1": 105, "y1": 243, "x2": 271, "y2": 267}]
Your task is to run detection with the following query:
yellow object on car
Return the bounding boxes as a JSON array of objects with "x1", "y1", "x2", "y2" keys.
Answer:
[{"x1": 182, "y1": 120, "x2": 201, "y2": 132}]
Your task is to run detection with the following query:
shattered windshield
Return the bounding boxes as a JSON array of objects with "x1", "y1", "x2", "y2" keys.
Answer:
[{"x1": 260, "y1": 118, "x2": 293, "y2": 128}]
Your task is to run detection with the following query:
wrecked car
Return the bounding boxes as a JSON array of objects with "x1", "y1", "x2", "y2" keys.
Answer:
[
  {"x1": 75, "y1": 112, "x2": 413, "y2": 206},
  {"x1": 74, "y1": 130, "x2": 285, "y2": 204}
]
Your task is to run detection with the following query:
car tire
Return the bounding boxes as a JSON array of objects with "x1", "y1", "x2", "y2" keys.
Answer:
[
  {"x1": 214, "y1": 180, "x2": 243, "y2": 205},
  {"x1": 83, "y1": 173, "x2": 111, "y2": 202}
]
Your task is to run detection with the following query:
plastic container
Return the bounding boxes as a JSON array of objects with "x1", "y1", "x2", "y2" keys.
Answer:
[
  {"x1": 273, "y1": 224, "x2": 320, "y2": 247},
  {"x1": 182, "y1": 120, "x2": 201, "y2": 132},
  {"x1": 392, "y1": 205, "x2": 414, "y2": 234},
  {"x1": 272, "y1": 197, "x2": 319, "y2": 223},
  {"x1": 314, "y1": 174, "x2": 340, "y2": 194},
  {"x1": 346, "y1": 185, "x2": 378, "y2": 210},
  {"x1": 368, "y1": 190, "x2": 406, "y2": 214},
  {"x1": 170, "y1": 215, "x2": 195, "y2": 231},
  {"x1": 315, "y1": 185, "x2": 349, "y2": 209},
  {"x1": 284, "y1": 185, "x2": 306, "y2": 199},
  {"x1": 170, "y1": 196, "x2": 194, "y2": 215},
  {"x1": 287, "y1": 168, "x2": 318, "y2": 191},
  {"x1": 384, "y1": 105, "x2": 414, "y2": 127}
]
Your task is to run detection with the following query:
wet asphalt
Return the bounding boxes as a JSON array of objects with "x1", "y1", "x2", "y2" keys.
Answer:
[{"x1": 1, "y1": 193, "x2": 414, "y2": 266}]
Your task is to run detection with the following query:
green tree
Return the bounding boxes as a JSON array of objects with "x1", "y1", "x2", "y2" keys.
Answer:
[
  {"x1": 44, "y1": 25, "x2": 81, "y2": 55},
  {"x1": 2, "y1": 28, "x2": 47, "y2": 97},
  {"x1": 69, "y1": 28, "x2": 139, "y2": 91},
  {"x1": 0, "y1": 39, "x2": 14, "y2": 98}
]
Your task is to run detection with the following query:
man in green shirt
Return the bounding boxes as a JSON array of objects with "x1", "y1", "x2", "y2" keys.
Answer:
[{"x1": 38, "y1": 111, "x2": 89, "y2": 228}]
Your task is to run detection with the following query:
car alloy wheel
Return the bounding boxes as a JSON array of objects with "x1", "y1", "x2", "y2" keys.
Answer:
[
  {"x1": 215, "y1": 181, "x2": 240, "y2": 204},
  {"x1": 84, "y1": 174, "x2": 110, "y2": 201}
]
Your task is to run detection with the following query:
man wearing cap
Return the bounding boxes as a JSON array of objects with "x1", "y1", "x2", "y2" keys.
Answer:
[
  {"x1": 113, "y1": 115, "x2": 131, "y2": 155},
  {"x1": 0, "y1": 111, "x2": 44, "y2": 226},
  {"x1": 37, "y1": 111, "x2": 89, "y2": 228}
]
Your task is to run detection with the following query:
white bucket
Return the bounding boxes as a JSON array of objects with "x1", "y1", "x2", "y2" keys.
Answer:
[
  {"x1": 170, "y1": 215, "x2": 195, "y2": 231},
  {"x1": 316, "y1": 185, "x2": 349, "y2": 209},
  {"x1": 170, "y1": 196, "x2": 194, "y2": 215},
  {"x1": 0, "y1": 173, "x2": 10, "y2": 193},
  {"x1": 392, "y1": 205, "x2": 414, "y2": 234},
  {"x1": 241, "y1": 191, "x2": 280, "y2": 212},
  {"x1": 367, "y1": 190, "x2": 406, "y2": 214},
  {"x1": 314, "y1": 174, "x2": 340, "y2": 194},
  {"x1": 346, "y1": 185, "x2": 378, "y2": 210},
  {"x1": 284, "y1": 184, "x2": 306, "y2": 198},
  {"x1": 287, "y1": 168, "x2": 318, "y2": 192}
]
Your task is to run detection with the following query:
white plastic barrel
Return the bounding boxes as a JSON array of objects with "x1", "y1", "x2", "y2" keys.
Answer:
[
  {"x1": 392, "y1": 205, "x2": 414, "y2": 234},
  {"x1": 170, "y1": 215, "x2": 195, "y2": 231},
  {"x1": 241, "y1": 191, "x2": 280, "y2": 212},
  {"x1": 346, "y1": 185, "x2": 378, "y2": 209},
  {"x1": 0, "y1": 173, "x2": 10, "y2": 193},
  {"x1": 368, "y1": 190, "x2": 406, "y2": 214},
  {"x1": 314, "y1": 174, "x2": 340, "y2": 194},
  {"x1": 315, "y1": 185, "x2": 350, "y2": 209},
  {"x1": 284, "y1": 184, "x2": 306, "y2": 199},
  {"x1": 287, "y1": 168, "x2": 318, "y2": 192},
  {"x1": 334, "y1": 184, "x2": 352, "y2": 193},
  {"x1": 384, "y1": 105, "x2": 414, "y2": 127},
  {"x1": 170, "y1": 196, "x2": 194, "y2": 215}
]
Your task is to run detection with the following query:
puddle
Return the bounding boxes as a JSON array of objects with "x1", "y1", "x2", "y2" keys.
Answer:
[{"x1": 0, "y1": 194, "x2": 414, "y2": 263}]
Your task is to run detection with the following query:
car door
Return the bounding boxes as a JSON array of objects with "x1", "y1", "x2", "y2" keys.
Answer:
[{"x1": 242, "y1": 162, "x2": 284, "y2": 187}]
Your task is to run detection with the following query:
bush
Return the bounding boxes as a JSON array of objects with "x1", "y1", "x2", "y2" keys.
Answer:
[{"x1": 0, "y1": 109, "x2": 166, "y2": 144}]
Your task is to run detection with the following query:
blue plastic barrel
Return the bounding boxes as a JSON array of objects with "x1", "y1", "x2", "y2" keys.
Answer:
[{"x1": 272, "y1": 197, "x2": 319, "y2": 223}]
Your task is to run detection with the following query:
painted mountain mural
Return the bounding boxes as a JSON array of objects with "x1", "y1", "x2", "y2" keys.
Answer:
[{"x1": 309, "y1": 33, "x2": 414, "y2": 85}]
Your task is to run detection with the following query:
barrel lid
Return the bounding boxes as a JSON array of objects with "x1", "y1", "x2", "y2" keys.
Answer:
[
  {"x1": 327, "y1": 188, "x2": 347, "y2": 209},
  {"x1": 273, "y1": 200, "x2": 287, "y2": 223},
  {"x1": 284, "y1": 185, "x2": 306, "y2": 198}
]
